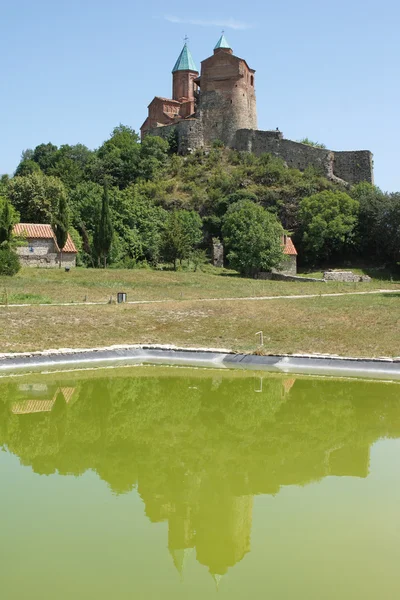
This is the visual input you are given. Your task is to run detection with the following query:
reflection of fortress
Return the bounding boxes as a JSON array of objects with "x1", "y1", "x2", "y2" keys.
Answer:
[{"x1": 1, "y1": 372, "x2": 399, "y2": 578}]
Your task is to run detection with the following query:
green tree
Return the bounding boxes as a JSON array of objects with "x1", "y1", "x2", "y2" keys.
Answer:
[
  {"x1": 222, "y1": 200, "x2": 284, "y2": 276},
  {"x1": 0, "y1": 198, "x2": 14, "y2": 244},
  {"x1": 14, "y1": 160, "x2": 42, "y2": 177},
  {"x1": 96, "y1": 125, "x2": 141, "y2": 188},
  {"x1": 0, "y1": 247, "x2": 20, "y2": 276},
  {"x1": 52, "y1": 194, "x2": 69, "y2": 268},
  {"x1": 8, "y1": 171, "x2": 68, "y2": 223},
  {"x1": 297, "y1": 190, "x2": 359, "y2": 263},
  {"x1": 48, "y1": 144, "x2": 95, "y2": 188},
  {"x1": 32, "y1": 143, "x2": 58, "y2": 172},
  {"x1": 374, "y1": 192, "x2": 400, "y2": 264},
  {"x1": 113, "y1": 186, "x2": 167, "y2": 265},
  {"x1": 138, "y1": 136, "x2": 169, "y2": 181},
  {"x1": 351, "y1": 183, "x2": 386, "y2": 259},
  {"x1": 162, "y1": 210, "x2": 203, "y2": 270},
  {"x1": 94, "y1": 185, "x2": 114, "y2": 268}
]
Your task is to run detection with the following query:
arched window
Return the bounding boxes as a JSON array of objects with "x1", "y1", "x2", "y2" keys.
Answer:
[{"x1": 250, "y1": 75, "x2": 254, "y2": 86}]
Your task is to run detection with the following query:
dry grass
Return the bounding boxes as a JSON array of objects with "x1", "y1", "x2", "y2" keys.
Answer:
[
  {"x1": 1, "y1": 267, "x2": 399, "y2": 305},
  {"x1": 1, "y1": 292, "x2": 399, "y2": 357}
]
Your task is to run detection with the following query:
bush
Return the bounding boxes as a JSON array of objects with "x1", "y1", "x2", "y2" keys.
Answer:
[
  {"x1": 222, "y1": 200, "x2": 284, "y2": 277},
  {"x1": 297, "y1": 190, "x2": 359, "y2": 263},
  {"x1": 0, "y1": 247, "x2": 21, "y2": 276}
]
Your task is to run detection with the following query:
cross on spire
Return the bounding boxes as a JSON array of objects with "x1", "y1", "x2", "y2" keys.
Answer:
[{"x1": 184, "y1": 34, "x2": 189, "y2": 44}]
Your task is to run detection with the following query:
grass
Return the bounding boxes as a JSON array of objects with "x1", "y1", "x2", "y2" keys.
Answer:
[
  {"x1": 0, "y1": 292, "x2": 399, "y2": 357},
  {"x1": 0, "y1": 267, "x2": 399, "y2": 357},
  {"x1": 0, "y1": 266, "x2": 399, "y2": 305}
]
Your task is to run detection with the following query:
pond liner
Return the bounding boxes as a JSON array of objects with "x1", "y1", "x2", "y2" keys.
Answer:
[{"x1": 0, "y1": 346, "x2": 399, "y2": 380}]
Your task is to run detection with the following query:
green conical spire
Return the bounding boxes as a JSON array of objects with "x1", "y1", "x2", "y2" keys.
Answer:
[
  {"x1": 214, "y1": 33, "x2": 231, "y2": 50},
  {"x1": 172, "y1": 43, "x2": 198, "y2": 73}
]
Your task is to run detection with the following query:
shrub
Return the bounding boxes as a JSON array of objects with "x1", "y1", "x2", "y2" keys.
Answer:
[
  {"x1": 222, "y1": 200, "x2": 284, "y2": 277},
  {"x1": 297, "y1": 190, "x2": 359, "y2": 263},
  {"x1": 0, "y1": 247, "x2": 21, "y2": 276}
]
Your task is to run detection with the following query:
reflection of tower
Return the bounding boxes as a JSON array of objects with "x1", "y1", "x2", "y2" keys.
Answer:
[
  {"x1": 282, "y1": 378, "x2": 296, "y2": 396},
  {"x1": 195, "y1": 494, "x2": 253, "y2": 576},
  {"x1": 168, "y1": 504, "x2": 195, "y2": 576}
]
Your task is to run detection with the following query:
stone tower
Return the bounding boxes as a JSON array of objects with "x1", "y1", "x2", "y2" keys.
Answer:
[{"x1": 196, "y1": 34, "x2": 257, "y2": 146}]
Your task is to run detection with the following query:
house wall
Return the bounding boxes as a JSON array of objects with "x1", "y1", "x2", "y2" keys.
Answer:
[
  {"x1": 277, "y1": 255, "x2": 297, "y2": 276},
  {"x1": 16, "y1": 239, "x2": 76, "y2": 268}
]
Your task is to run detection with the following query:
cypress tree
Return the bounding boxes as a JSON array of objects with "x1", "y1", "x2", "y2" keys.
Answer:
[
  {"x1": 0, "y1": 199, "x2": 13, "y2": 245},
  {"x1": 95, "y1": 185, "x2": 113, "y2": 268},
  {"x1": 53, "y1": 195, "x2": 69, "y2": 268}
]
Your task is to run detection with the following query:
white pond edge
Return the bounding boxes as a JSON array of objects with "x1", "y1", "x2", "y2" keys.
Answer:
[{"x1": 0, "y1": 344, "x2": 400, "y2": 381}]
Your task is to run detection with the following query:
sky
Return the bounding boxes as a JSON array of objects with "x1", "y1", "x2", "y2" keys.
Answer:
[{"x1": 1, "y1": 0, "x2": 399, "y2": 191}]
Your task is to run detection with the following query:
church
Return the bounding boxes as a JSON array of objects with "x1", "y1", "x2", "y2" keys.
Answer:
[{"x1": 141, "y1": 35, "x2": 373, "y2": 185}]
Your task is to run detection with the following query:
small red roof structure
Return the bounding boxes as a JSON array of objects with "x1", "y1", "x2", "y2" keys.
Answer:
[
  {"x1": 13, "y1": 223, "x2": 77, "y2": 253},
  {"x1": 282, "y1": 235, "x2": 297, "y2": 256}
]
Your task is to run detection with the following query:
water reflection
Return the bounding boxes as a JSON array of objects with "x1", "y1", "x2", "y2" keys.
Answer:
[{"x1": 0, "y1": 370, "x2": 399, "y2": 578}]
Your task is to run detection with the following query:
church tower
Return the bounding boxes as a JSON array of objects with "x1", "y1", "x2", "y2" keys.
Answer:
[
  {"x1": 197, "y1": 34, "x2": 257, "y2": 146},
  {"x1": 172, "y1": 42, "x2": 199, "y2": 118}
]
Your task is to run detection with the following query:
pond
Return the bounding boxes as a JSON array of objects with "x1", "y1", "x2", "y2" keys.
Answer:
[{"x1": 1, "y1": 366, "x2": 399, "y2": 599}]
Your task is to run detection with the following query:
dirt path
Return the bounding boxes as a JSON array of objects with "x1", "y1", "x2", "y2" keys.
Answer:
[{"x1": 0, "y1": 288, "x2": 397, "y2": 308}]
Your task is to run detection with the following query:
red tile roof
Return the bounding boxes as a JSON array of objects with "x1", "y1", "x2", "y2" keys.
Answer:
[
  {"x1": 13, "y1": 223, "x2": 77, "y2": 253},
  {"x1": 282, "y1": 235, "x2": 297, "y2": 256}
]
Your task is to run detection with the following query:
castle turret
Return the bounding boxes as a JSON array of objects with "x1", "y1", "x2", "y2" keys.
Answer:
[
  {"x1": 197, "y1": 35, "x2": 257, "y2": 146},
  {"x1": 172, "y1": 43, "x2": 199, "y2": 118},
  {"x1": 213, "y1": 33, "x2": 233, "y2": 55}
]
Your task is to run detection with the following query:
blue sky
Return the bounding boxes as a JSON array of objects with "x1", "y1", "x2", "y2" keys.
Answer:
[{"x1": 1, "y1": 0, "x2": 399, "y2": 190}]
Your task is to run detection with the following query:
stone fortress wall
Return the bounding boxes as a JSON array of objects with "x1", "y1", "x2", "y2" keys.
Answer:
[{"x1": 147, "y1": 122, "x2": 373, "y2": 185}]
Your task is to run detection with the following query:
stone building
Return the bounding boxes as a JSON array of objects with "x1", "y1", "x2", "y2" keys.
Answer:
[
  {"x1": 141, "y1": 35, "x2": 373, "y2": 185},
  {"x1": 280, "y1": 235, "x2": 298, "y2": 275},
  {"x1": 13, "y1": 223, "x2": 77, "y2": 268}
]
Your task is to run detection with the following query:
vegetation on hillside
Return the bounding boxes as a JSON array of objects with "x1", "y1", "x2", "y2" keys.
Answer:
[{"x1": 1, "y1": 124, "x2": 399, "y2": 272}]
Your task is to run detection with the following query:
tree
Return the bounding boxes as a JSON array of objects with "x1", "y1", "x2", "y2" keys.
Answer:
[
  {"x1": 162, "y1": 210, "x2": 203, "y2": 270},
  {"x1": 0, "y1": 247, "x2": 20, "y2": 276},
  {"x1": 374, "y1": 192, "x2": 400, "y2": 264},
  {"x1": 96, "y1": 125, "x2": 141, "y2": 188},
  {"x1": 32, "y1": 143, "x2": 58, "y2": 172},
  {"x1": 138, "y1": 136, "x2": 169, "y2": 180},
  {"x1": 52, "y1": 194, "x2": 69, "y2": 268},
  {"x1": 48, "y1": 144, "x2": 95, "y2": 188},
  {"x1": 0, "y1": 198, "x2": 14, "y2": 245},
  {"x1": 222, "y1": 200, "x2": 284, "y2": 277},
  {"x1": 297, "y1": 190, "x2": 359, "y2": 263},
  {"x1": 113, "y1": 186, "x2": 167, "y2": 265},
  {"x1": 8, "y1": 171, "x2": 68, "y2": 223},
  {"x1": 94, "y1": 185, "x2": 113, "y2": 268},
  {"x1": 351, "y1": 182, "x2": 386, "y2": 259},
  {"x1": 14, "y1": 160, "x2": 42, "y2": 177}
]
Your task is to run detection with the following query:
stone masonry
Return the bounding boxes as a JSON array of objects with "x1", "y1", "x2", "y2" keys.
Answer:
[{"x1": 141, "y1": 36, "x2": 373, "y2": 186}]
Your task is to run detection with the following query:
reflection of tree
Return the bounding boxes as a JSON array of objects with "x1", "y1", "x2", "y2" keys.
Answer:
[{"x1": 0, "y1": 373, "x2": 399, "y2": 577}]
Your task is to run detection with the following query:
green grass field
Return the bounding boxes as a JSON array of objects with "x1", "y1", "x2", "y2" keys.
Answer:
[
  {"x1": 0, "y1": 268, "x2": 399, "y2": 357},
  {"x1": 1, "y1": 266, "x2": 399, "y2": 305}
]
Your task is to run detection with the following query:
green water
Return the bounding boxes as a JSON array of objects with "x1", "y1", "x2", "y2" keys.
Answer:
[{"x1": 1, "y1": 367, "x2": 399, "y2": 600}]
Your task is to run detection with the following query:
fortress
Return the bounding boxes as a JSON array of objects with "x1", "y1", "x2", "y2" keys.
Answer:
[{"x1": 141, "y1": 35, "x2": 373, "y2": 185}]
